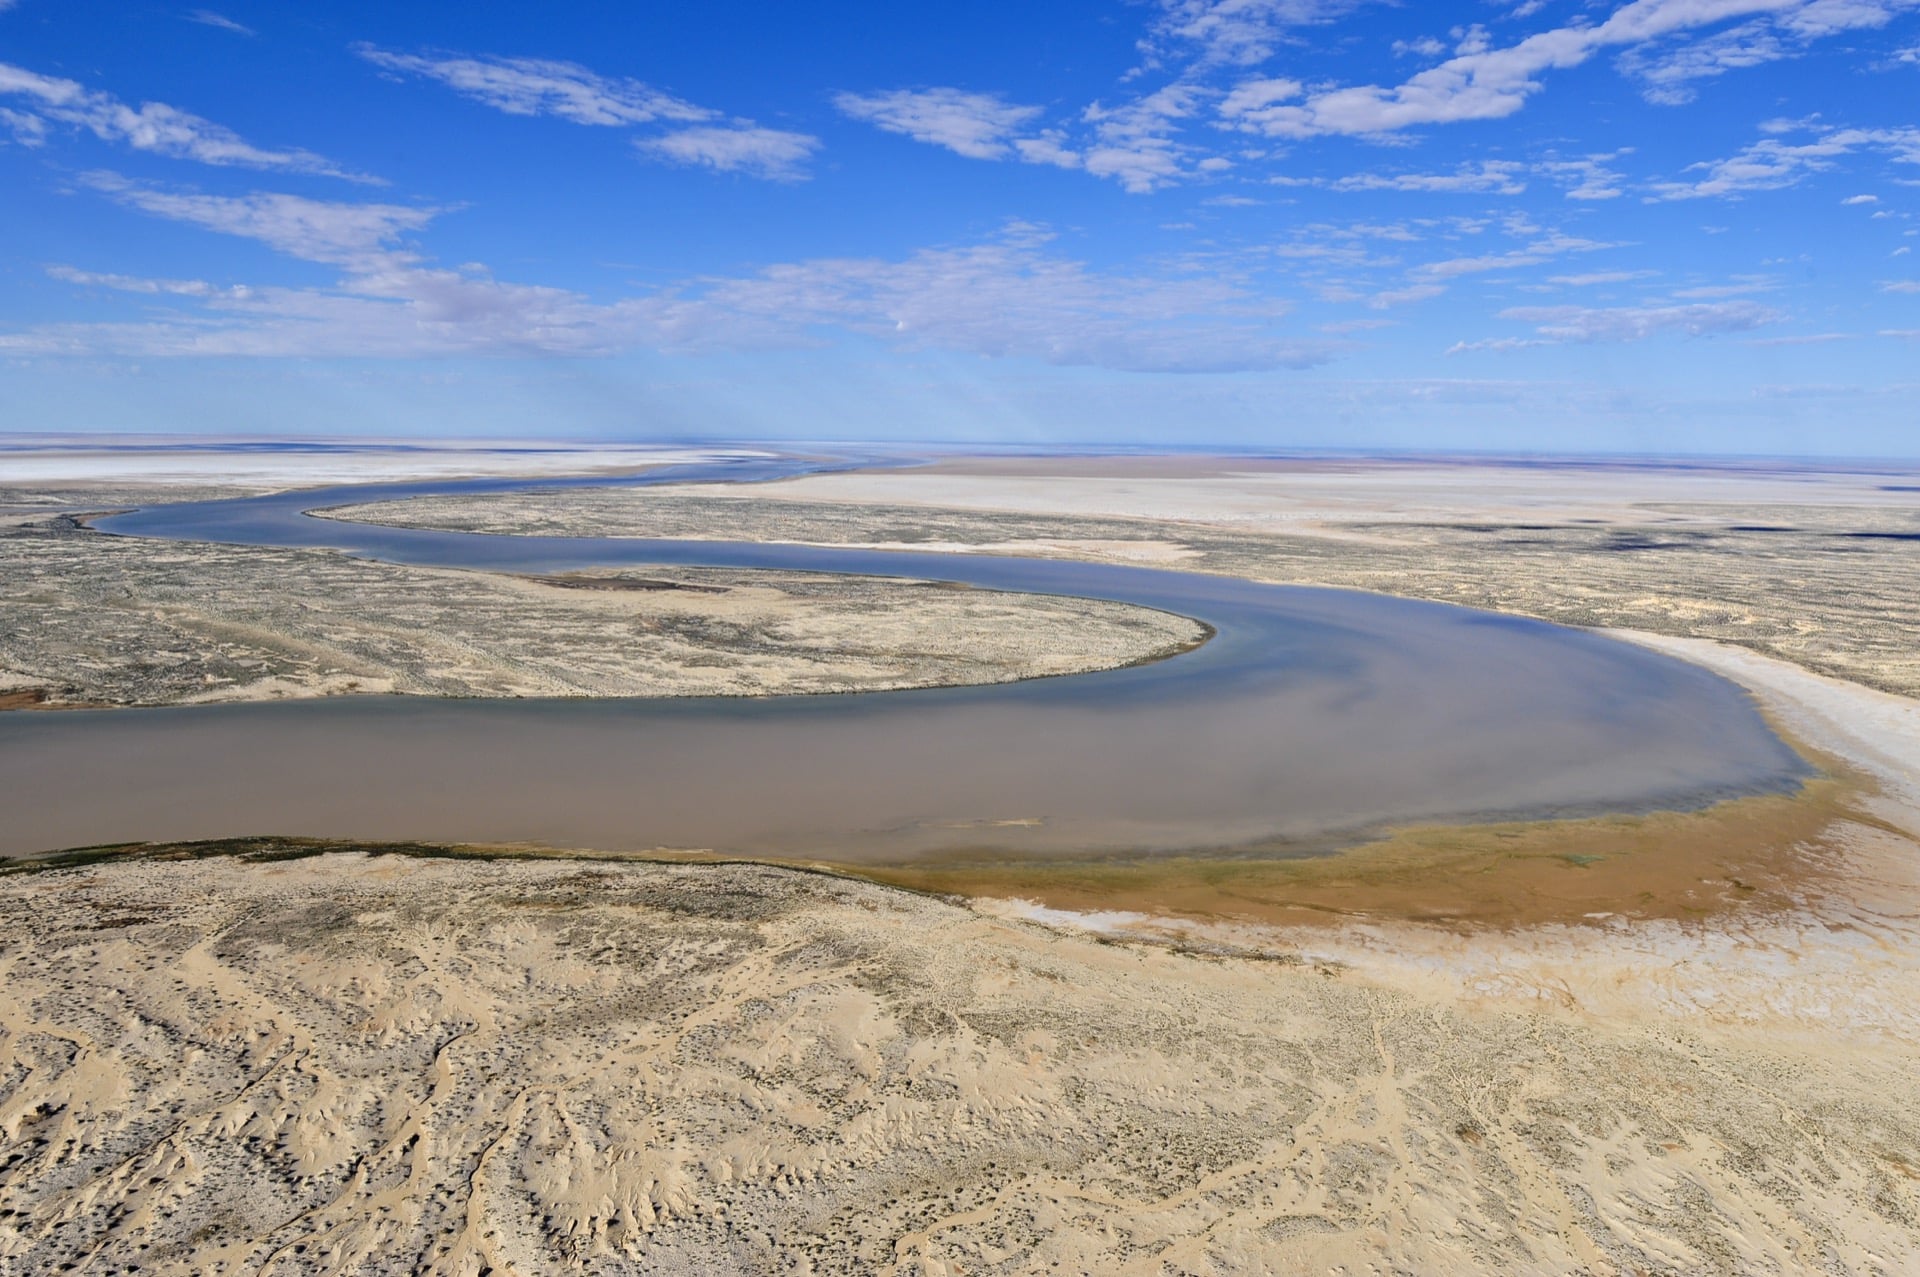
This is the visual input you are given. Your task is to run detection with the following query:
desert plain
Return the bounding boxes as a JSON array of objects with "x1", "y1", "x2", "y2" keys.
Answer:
[{"x1": 2, "y1": 443, "x2": 1919, "y2": 1275}]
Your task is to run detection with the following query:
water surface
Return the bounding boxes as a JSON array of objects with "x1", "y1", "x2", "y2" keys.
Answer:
[{"x1": 0, "y1": 455, "x2": 1811, "y2": 860}]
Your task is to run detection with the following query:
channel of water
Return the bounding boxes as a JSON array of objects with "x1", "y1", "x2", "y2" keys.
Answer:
[{"x1": 0, "y1": 454, "x2": 1811, "y2": 860}]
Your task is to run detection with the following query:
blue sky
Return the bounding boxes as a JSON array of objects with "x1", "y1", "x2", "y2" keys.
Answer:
[{"x1": 2, "y1": 0, "x2": 1918, "y2": 453}]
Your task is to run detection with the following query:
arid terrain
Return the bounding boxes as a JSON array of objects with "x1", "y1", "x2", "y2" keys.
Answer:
[
  {"x1": 3, "y1": 449, "x2": 1919, "y2": 1274},
  {"x1": 331, "y1": 455, "x2": 1920, "y2": 698},
  {"x1": 3, "y1": 718, "x2": 1917, "y2": 1276},
  {"x1": 0, "y1": 485, "x2": 1202, "y2": 708}
]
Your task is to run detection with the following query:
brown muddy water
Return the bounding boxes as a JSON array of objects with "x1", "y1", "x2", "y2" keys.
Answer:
[{"x1": 0, "y1": 458, "x2": 1812, "y2": 861}]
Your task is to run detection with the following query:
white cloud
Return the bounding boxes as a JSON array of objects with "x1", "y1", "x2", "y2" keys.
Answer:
[
  {"x1": 637, "y1": 126, "x2": 818, "y2": 181},
  {"x1": 1619, "y1": 0, "x2": 1920, "y2": 102},
  {"x1": 21, "y1": 205, "x2": 1331, "y2": 372},
  {"x1": 1669, "y1": 274, "x2": 1776, "y2": 297},
  {"x1": 1538, "y1": 152, "x2": 1631, "y2": 200},
  {"x1": 356, "y1": 47, "x2": 708, "y2": 127},
  {"x1": 0, "y1": 105, "x2": 47, "y2": 145},
  {"x1": 46, "y1": 264, "x2": 248, "y2": 298},
  {"x1": 1652, "y1": 123, "x2": 1920, "y2": 199},
  {"x1": 1445, "y1": 336, "x2": 1546, "y2": 353},
  {"x1": 1330, "y1": 160, "x2": 1528, "y2": 194},
  {"x1": 840, "y1": 3, "x2": 1885, "y2": 192},
  {"x1": 187, "y1": 10, "x2": 254, "y2": 36},
  {"x1": 1013, "y1": 132, "x2": 1082, "y2": 169},
  {"x1": 1218, "y1": 76, "x2": 1304, "y2": 122},
  {"x1": 1842, "y1": 193, "x2": 1879, "y2": 204},
  {"x1": 1081, "y1": 84, "x2": 1200, "y2": 192},
  {"x1": 1548, "y1": 269, "x2": 1661, "y2": 285},
  {"x1": 694, "y1": 226, "x2": 1324, "y2": 370},
  {"x1": 1883, "y1": 279, "x2": 1920, "y2": 292},
  {"x1": 1216, "y1": 0, "x2": 1908, "y2": 139},
  {"x1": 82, "y1": 173, "x2": 435, "y2": 266},
  {"x1": 0, "y1": 61, "x2": 370, "y2": 179},
  {"x1": 1369, "y1": 283, "x2": 1448, "y2": 308},
  {"x1": 1411, "y1": 232, "x2": 1614, "y2": 281},
  {"x1": 1617, "y1": 21, "x2": 1790, "y2": 103},
  {"x1": 833, "y1": 88, "x2": 1042, "y2": 161},
  {"x1": 1746, "y1": 331, "x2": 1852, "y2": 345},
  {"x1": 359, "y1": 47, "x2": 818, "y2": 181},
  {"x1": 1145, "y1": 0, "x2": 1381, "y2": 67},
  {"x1": 833, "y1": 88, "x2": 1097, "y2": 182},
  {"x1": 1496, "y1": 299, "x2": 1785, "y2": 340}
]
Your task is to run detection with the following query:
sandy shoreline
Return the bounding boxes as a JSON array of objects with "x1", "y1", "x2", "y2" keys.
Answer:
[
  {"x1": 1605, "y1": 628, "x2": 1920, "y2": 821},
  {"x1": 980, "y1": 626, "x2": 1920, "y2": 1058}
]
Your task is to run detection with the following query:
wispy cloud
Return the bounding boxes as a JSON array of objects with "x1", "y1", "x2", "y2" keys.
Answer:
[
  {"x1": 1410, "y1": 232, "x2": 1615, "y2": 283},
  {"x1": 1746, "y1": 331, "x2": 1852, "y2": 345},
  {"x1": 1651, "y1": 122, "x2": 1920, "y2": 199},
  {"x1": 1330, "y1": 161, "x2": 1529, "y2": 194},
  {"x1": 358, "y1": 47, "x2": 819, "y2": 181},
  {"x1": 1144, "y1": 0, "x2": 1382, "y2": 67},
  {"x1": 834, "y1": 83, "x2": 1197, "y2": 191},
  {"x1": 1548, "y1": 269, "x2": 1660, "y2": 286},
  {"x1": 693, "y1": 224, "x2": 1325, "y2": 370},
  {"x1": 1456, "y1": 298, "x2": 1785, "y2": 348},
  {"x1": 1080, "y1": 85, "x2": 1198, "y2": 191},
  {"x1": 81, "y1": 172, "x2": 435, "y2": 265},
  {"x1": 46, "y1": 264, "x2": 252, "y2": 298},
  {"x1": 834, "y1": 88, "x2": 1043, "y2": 160},
  {"x1": 20, "y1": 202, "x2": 1331, "y2": 371},
  {"x1": 1538, "y1": 152, "x2": 1631, "y2": 200},
  {"x1": 837, "y1": 3, "x2": 1889, "y2": 193},
  {"x1": 356, "y1": 48, "x2": 708, "y2": 126},
  {"x1": 637, "y1": 125, "x2": 818, "y2": 181},
  {"x1": 0, "y1": 61, "x2": 371, "y2": 179},
  {"x1": 1618, "y1": 0, "x2": 1920, "y2": 104},
  {"x1": 1216, "y1": 0, "x2": 1912, "y2": 140},
  {"x1": 186, "y1": 10, "x2": 254, "y2": 36}
]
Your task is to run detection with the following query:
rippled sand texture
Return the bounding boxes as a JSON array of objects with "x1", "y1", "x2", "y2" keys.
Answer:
[
  {"x1": 0, "y1": 497, "x2": 1202, "y2": 707},
  {"x1": 2, "y1": 840, "x2": 1917, "y2": 1277}
]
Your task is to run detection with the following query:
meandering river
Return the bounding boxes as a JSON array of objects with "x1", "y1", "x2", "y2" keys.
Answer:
[{"x1": 0, "y1": 454, "x2": 1811, "y2": 860}]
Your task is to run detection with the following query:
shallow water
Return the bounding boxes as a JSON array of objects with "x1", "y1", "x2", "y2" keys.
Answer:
[{"x1": 0, "y1": 455, "x2": 1811, "y2": 860}]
